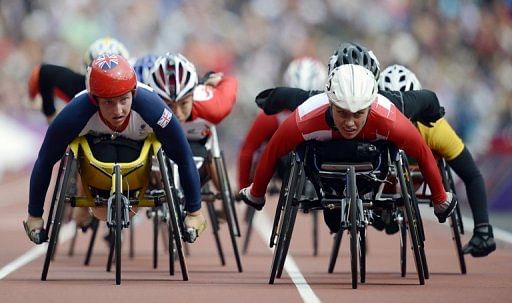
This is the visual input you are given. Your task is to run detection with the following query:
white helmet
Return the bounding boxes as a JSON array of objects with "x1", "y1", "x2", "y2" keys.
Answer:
[
  {"x1": 378, "y1": 64, "x2": 422, "y2": 92},
  {"x1": 83, "y1": 36, "x2": 130, "y2": 68},
  {"x1": 326, "y1": 64, "x2": 378, "y2": 113},
  {"x1": 147, "y1": 52, "x2": 198, "y2": 102},
  {"x1": 283, "y1": 57, "x2": 327, "y2": 91}
]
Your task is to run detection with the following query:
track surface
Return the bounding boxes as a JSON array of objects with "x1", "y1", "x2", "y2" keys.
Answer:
[{"x1": 1, "y1": 174, "x2": 511, "y2": 303}]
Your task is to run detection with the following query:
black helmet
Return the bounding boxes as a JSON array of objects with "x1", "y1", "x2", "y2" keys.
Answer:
[{"x1": 328, "y1": 42, "x2": 380, "y2": 79}]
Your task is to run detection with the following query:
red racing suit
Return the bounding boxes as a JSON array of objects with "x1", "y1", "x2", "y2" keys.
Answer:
[
  {"x1": 237, "y1": 111, "x2": 290, "y2": 189},
  {"x1": 181, "y1": 76, "x2": 238, "y2": 140},
  {"x1": 249, "y1": 93, "x2": 447, "y2": 204}
]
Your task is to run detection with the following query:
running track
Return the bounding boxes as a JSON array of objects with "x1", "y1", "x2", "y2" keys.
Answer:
[{"x1": 1, "y1": 174, "x2": 511, "y2": 303}]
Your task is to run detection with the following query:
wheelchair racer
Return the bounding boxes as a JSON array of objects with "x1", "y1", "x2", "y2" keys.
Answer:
[
  {"x1": 237, "y1": 57, "x2": 326, "y2": 194},
  {"x1": 145, "y1": 52, "x2": 238, "y2": 186},
  {"x1": 27, "y1": 37, "x2": 130, "y2": 123},
  {"x1": 23, "y1": 54, "x2": 206, "y2": 244},
  {"x1": 378, "y1": 64, "x2": 496, "y2": 257},
  {"x1": 240, "y1": 64, "x2": 458, "y2": 225}
]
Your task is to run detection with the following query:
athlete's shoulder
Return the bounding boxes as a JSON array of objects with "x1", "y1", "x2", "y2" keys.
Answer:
[
  {"x1": 192, "y1": 84, "x2": 215, "y2": 102},
  {"x1": 297, "y1": 93, "x2": 329, "y2": 120}
]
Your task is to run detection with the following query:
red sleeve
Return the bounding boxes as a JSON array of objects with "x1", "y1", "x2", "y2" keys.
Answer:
[
  {"x1": 389, "y1": 111, "x2": 447, "y2": 204},
  {"x1": 237, "y1": 112, "x2": 280, "y2": 189},
  {"x1": 250, "y1": 112, "x2": 304, "y2": 197},
  {"x1": 191, "y1": 76, "x2": 238, "y2": 124}
]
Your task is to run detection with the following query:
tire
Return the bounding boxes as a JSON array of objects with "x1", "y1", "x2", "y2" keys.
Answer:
[
  {"x1": 348, "y1": 167, "x2": 358, "y2": 289},
  {"x1": 396, "y1": 157, "x2": 425, "y2": 285},
  {"x1": 41, "y1": 152, "x2": 76, "y2": 281},
  {"x1": 113, "y1": 165, "x2": 122, "y2": 285},
  {"x1": 158, "y1": 151, "x2": 189, "y2": 281}
]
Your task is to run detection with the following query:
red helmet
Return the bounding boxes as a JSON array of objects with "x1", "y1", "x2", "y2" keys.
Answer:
[{"x1": 86, "y1": 54, "x2": 136, "y2": 98}]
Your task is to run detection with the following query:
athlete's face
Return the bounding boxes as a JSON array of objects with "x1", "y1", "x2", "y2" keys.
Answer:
[
  {"x1": 331, "y1": 104, "x2": 370, "y2": 139},
  {"x1": 166, "y1": 94, "x2": 193, "y2": 122},
  {"x1": 97, "y1": 92, "x2": 133, "y2": 128}
]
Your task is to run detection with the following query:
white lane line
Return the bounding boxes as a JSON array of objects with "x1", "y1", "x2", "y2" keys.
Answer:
[
  {"x1": 253, "y1": 211, "x2": 322, "y2": 303},
  {"x1": 0, "y1": 222, "x2": 75, "y2": 280}
]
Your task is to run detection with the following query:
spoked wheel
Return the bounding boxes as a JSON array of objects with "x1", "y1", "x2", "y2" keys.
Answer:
[
  {"x1": 215, "y1": 153, "x2": 243, "y2": 272},
  {"x1": 113, "y1": 165, "x2": 123, "y2": 285},
  {"x1": 41, "y1": 152, "x2": 76, "y2": 281},
  {"x1": 348, "y1": 167, "x2": 359, "y2": 289},
  {"x1": 396, "y1": 156, "x2": 425, "y2": 285},
  {"x1": 159, "y1": 151, "x2": 188, "y2": 281},
  {"x1": 242, "y1": 207, "x2": 256, "y2": 254}
]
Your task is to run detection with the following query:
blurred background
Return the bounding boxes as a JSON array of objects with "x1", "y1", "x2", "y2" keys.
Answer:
[{"x1": 1, "y1": 0, "x2": 511, "y2": 228}]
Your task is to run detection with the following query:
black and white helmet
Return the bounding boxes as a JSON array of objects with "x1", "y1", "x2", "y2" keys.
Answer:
[
  {"x1": 283, "y1": 57, "x2": 327, "y2": 91},
  {"x1": 147, "y1": 52, "x2": 198, "y2": 102},
  {"x1": 378, "y1": 64, "x2": 422, "y2": 92},
  {"x1": 328, "y1": 42, "x2": 380, "y2": 79}
]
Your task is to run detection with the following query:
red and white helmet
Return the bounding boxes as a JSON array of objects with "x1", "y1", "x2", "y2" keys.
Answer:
[
  {"x1": 147, "y1": 52, "x2": 198, "y2": 102},
  {"x1": 283, "y1": 57, "x2": 327, "y2": 91},
  {"x1": 86, "y1": 54, "x2": 136, "y2": 98}
]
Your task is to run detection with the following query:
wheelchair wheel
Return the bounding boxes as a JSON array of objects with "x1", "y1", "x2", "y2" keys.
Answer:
[
  {"x1": 113, "y1": 164, "x2": 123, "y2": 285},
  {"x1": 348, "y1": 167, "x2": 359, "y2": 289},
  {"x1": 270, "y1": 153, "x2": 294, "y2": 248},
  {"x1": 396, "y1": 155, "x2": 425, "y2": 285},
  {"x1": 359, "y1": 226, "x2": 366, "y2": 284},
  {"x1": 399, "y1": 215, "x2": 407, "y2": 277},
  {"x1": 276, "y1": 166, "x2": 306, "y2": 279},
  {"x1": 269, "y1": 157, "x2": 302, "y2": 284},
  {"x1": 328, "y1": 230, "x2": 343, "y2": 274},
  {"x1": 158, "y1": 150, "x2": 189, "y2": 281},
  {"x1": 153, "y1": 208, "x2": 159, "y2": 269},
  {"x1": 84, "y1": 218, "x2": 100, "y2": 266},
  {"x1": 41, "y1": 151, "x2": 76, "y2": 281},
  {"x1": 206, "y1": 200, "x2": 226, "y2": 265},
  {"x1": 402, "y1": 156, "x2": 429, "y2": 280},
  {"x1": 242, "y1": 207, "x2": 256, "y2": 254},
  {"x1": 439, "y1": 159, "x2": 466, "y2": 274},
  {"x1": 215, "y1": 152, "x2": 243, "y2": 272}
]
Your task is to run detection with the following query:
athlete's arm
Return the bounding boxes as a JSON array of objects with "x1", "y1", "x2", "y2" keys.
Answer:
[
  {"x1": 388, "y1": 110, "x2": 447, "y2": 204},
  {"x1": 191, "y1": 76, "x2": 238, "y2": 124},
  {"x1": 132, "y1": 87, "x2": 202, "y2": 212},
  {"x1": 255, "y1": 87, "x2": 321, "y2": 115},
  {"x1": 379, "y1": 89, "x2": 444, "y2": 125},
  {"x1": 238, "y1": 112, "x2": 280, "y2": 189},
  {"x1": 28, "y1": 93, "x2": 96, "y2": 217},
  {"x1": 250, "y1": 112, "x2": 305, "y2": 197},
  {"x1": 37, "y1": 64, "x2": 86, "y2": 117}
]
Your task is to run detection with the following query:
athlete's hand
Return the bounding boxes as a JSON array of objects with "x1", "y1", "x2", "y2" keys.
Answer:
[
  {"x1": 23, "y1": 215, "x2": 46, "y2": 244},
  {"x1": 203, "y1": 72, "x2": 224, "y2": 87}
]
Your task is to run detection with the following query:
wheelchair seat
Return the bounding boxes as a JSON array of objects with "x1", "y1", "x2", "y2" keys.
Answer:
[{"x1": 69, "y1": 134, "x2": 161, "y2": 205}]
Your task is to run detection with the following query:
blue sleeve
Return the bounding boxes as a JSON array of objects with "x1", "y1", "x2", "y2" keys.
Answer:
[
  {"x1": 132, "y1": 87, "x2": 202, "y2": 212},
  {"x1": 28, "y1": 93, "x2": 97, "y2": 217}
]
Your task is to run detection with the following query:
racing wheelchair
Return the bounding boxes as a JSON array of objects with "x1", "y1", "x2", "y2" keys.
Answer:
[
  {"x1": 268, "y1": 140, "x2": 427, "y2": 289},
  {"x1": 171, "y1": 125, "x2": 243, "y2": 272},
  {"x1": 40, "y1": 134, "x2": 190, "y2": 285}
]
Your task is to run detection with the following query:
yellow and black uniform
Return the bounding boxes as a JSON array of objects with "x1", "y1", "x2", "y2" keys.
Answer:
[{"x1": 417, "y1": 118, "x2": 464, "y2": 161}]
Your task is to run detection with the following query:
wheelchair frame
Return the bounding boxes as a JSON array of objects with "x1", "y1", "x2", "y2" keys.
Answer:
[
  {"x1": 40, "y1": 134, "x2": 189, "y2": 285},
  {"x1": 268, "y1": 143, "x2": 427, "y2": 288}
]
